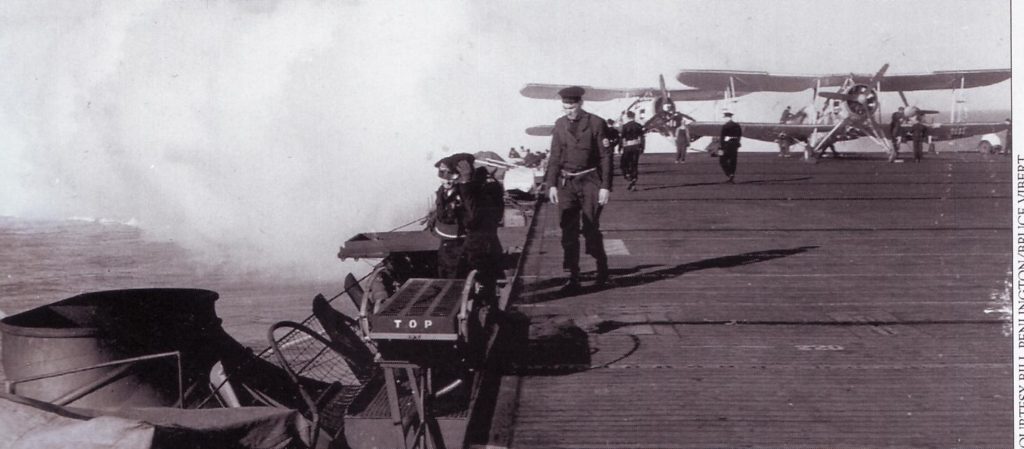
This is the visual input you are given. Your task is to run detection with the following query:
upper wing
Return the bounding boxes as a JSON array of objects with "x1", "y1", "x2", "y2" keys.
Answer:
[
  {"x1": 526, "y1": 125, "x2": 554, "y2": 136},
  {"x1": 877, "y1": 70, "x2": 1011, "y2": 92},
  {"x1": 676, "y1": 71, "x2": 837, "y2": 92},
  {"x1": 687, "y1": 122, "x2": 834, "y2": 143},
  {"x1": 520, "y1": 83, "x2": 734, "y2": 101},
  {"x1": 677, "y1": 69, "x2": 1010, "y2": 92}
]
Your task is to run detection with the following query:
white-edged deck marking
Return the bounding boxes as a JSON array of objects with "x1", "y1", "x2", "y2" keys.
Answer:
[
  {"x1": 603, "y1": 238, "x2": 629, "y2": 256},
  {"x1": 795, "y1": 344, "x2": 844, "y2": 351}
]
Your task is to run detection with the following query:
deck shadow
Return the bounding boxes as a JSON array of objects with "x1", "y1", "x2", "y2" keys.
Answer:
[
  {"x1": 519, "y1": 246, "x2": 818, "y2": 304},
  {"x1": 491, "y1": 312, "x2": 593, "y2": 376}
]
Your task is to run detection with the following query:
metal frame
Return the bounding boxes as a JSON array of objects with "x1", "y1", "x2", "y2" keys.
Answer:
[{"x1": 3, "y1": 351, "x2": 184, "y2": 407}]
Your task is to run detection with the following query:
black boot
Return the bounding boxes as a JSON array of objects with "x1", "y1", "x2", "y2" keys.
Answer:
[
  {"x1": 595, "y1": 260, "x2": 610, "y2": 287},
  {"x1": 559, "y1": 273, "x2": 581, "y2": 294}
]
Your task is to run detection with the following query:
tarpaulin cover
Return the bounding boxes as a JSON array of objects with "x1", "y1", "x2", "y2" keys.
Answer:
[{"x1": 0, "y1": 392, "x2": 312, "y2": 449}]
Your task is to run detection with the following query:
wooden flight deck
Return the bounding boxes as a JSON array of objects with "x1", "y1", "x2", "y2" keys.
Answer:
[{"x1": 481, "y1": 151, "x2": 1011, "y2": 448}]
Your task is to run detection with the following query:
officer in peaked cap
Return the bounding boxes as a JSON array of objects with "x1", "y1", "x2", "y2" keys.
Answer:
[
  {"x1": 545, "y1": 85, "x2": 613, "y2": 293},
  {"x1": 557, "y1": 85, "x2": 585, "y2": 103},
  {"x1": 718, "y1": 111, "x2": 742, "y2": 183}
]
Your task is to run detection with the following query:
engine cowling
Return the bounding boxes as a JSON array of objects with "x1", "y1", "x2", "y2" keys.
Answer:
[{"x1": 844, "y1": 84, "x2": 879, "y2": 117}]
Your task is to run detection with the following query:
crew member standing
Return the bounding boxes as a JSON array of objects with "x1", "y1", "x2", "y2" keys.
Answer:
[
  {"x1": 909, "y1": 115, "x2": 928, "y2": 163},
  {"x1": 620, "y1": 111, "x2": 645, "y2": 190},
  {"x1": 1004, "y1": 118, "x2": 1012, "y2": 155},
  {"x1": 448, "y1": 152, "x2": 505, "y2": 305},
  {"x1": 719, "y1": 111, "x2": 742, "y2": 183},
  {"x1": 776, "y1": 132, "x2": 792, "y2": 158},
  {"x1": 675, "y1": 125, "x2": 690, "y2": 163},
  {"x1": 668, "y1": 109, "x2": 695, "y2": 163},
  {"x1": 889, "y1": 106, "x2": 905, "y2": 161},
  {"x1": 429, "y1": 158, "x2": 467, "y2": 278},
  {"x1": 546, "y1": 86, "x2": 612, "y2": 292}
]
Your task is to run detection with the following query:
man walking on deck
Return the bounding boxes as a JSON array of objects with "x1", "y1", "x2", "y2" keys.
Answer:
[
  {"x1": 546, "y1": 86, "x2": 613, "y2": 293},
  {"x1": 620, "y1": 111, "x2": 645, "y2": 190},
  {"x1": 719, "y1": 112, "x2": 742, "y2": 183}
]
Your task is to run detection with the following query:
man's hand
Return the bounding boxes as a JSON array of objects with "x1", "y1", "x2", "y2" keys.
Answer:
[
  {"x1": 548, "y1": 186, "x2": 559, "y2": 204},
  {"x1": 455, "y1": 159, "x2": 473, "y2": 182},
  {"x1": 598, "y1": 188, "x2": 610, "y2": 205},
  {"x1": 602, "y1": 138, "x2": 610, "y2": 148}
]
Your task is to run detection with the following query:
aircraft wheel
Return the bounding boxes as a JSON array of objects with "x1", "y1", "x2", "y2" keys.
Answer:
[{"x1": 978, "y1": 141, "x2": 993, "y2": 154}]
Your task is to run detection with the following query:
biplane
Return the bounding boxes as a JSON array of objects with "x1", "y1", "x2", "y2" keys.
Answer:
[
  {"x1": 520, "y1": 75, "x2": 741, "y2": 137},
  {"x1": 677, "y1": 65, "x2": 1010, "y2": 159}
]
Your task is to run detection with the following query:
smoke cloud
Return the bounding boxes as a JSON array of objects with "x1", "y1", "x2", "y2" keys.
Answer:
[{"x1": 0, "y1": 1, "x2": 486, "y2": 279}]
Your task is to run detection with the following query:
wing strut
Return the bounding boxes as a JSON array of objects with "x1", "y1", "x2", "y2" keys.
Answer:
[{"x1": 810, "y1": 118, "x2": 850, "y2": 160}]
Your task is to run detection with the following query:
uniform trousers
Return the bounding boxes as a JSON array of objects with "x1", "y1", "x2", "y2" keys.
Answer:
[
  {"x1": 437, "y1": 238, "x2": 466, "y2": 279},
  {"x1": 557, "y1": 171, "x2": 608, "y2": 277},
  {"x1": 464, "y1": 232, "x2": 503, "y2": 305},
  {"x1": 675, "y1": 131, "x2": 689, "y2": 161},
  {"x1": 621, "y1": 147, "x2": 642, "y2": 181},
  {"x1": 719, "y1": 139, "x2": 740, "y2": 177}
]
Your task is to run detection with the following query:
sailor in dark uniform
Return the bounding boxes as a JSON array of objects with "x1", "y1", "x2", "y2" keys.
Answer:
[
  {"x1": 719, "y1": 111, "x2": 742, "y2": 183},
  {"x1": 889, "y1": 106, "x2": 905, "y2": 160},
  {"x1": 1004, "y1": 118, "x2": 1012, "y2": 155},
  {"x1": 430, "y1": 158, "x2": 468, "y2": 278},
  {"x1": 545, "y1": 86, "x2": 613, "y2": 292},
  {"x1": 449, "y1": 152, "x2": 505, "y2": 305},
  {"x1": 909, "y1": 115, "x2": 928, "y2": 163},
  {"x1": 620, "y1": 111, "x2": 645, "y2": 190}
]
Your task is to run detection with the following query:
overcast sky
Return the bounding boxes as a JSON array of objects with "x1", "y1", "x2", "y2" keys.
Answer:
[{"x1": 0, "y1": 0, "x2": 1013, "y2": 278}]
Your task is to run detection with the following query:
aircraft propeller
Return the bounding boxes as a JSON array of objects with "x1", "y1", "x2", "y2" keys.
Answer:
[
  {"x1": 895, "y1": 90, "x2": 938, "y2": 117},
  {"x1": 809, "y1": 64, "x2": 893, "y2": 159}
]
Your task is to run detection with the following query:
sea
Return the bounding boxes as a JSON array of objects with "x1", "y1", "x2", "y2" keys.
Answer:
[{"x1": 0, "y1": 216, "x2": 365, "y2": 359}]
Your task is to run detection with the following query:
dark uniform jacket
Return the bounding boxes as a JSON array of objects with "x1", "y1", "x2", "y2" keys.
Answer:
[
  {"x1": 890, "y1": 112, "x2": 904, "y2": 134},
  {"x1": 605, "y1": 126, "x2": 620, "y2": 149},
  {"x1": 909, "y1": 122, "x2": 928, "y2": 141},
  {"x1": 545, "y1": 110, "x2": 613, "y2": 190},
  {"x1": 720, "y1": 120, "x2": 742, "y2": 142},
  {"x1": 620, "y1": 121, "x2": 645, "y2": 151},
  {"x1": 458, "y1": 167, "x2": 504, "y2": 236},
  {"x1": 430, "y1": 186, "x2": 464, "y2": 240}
]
